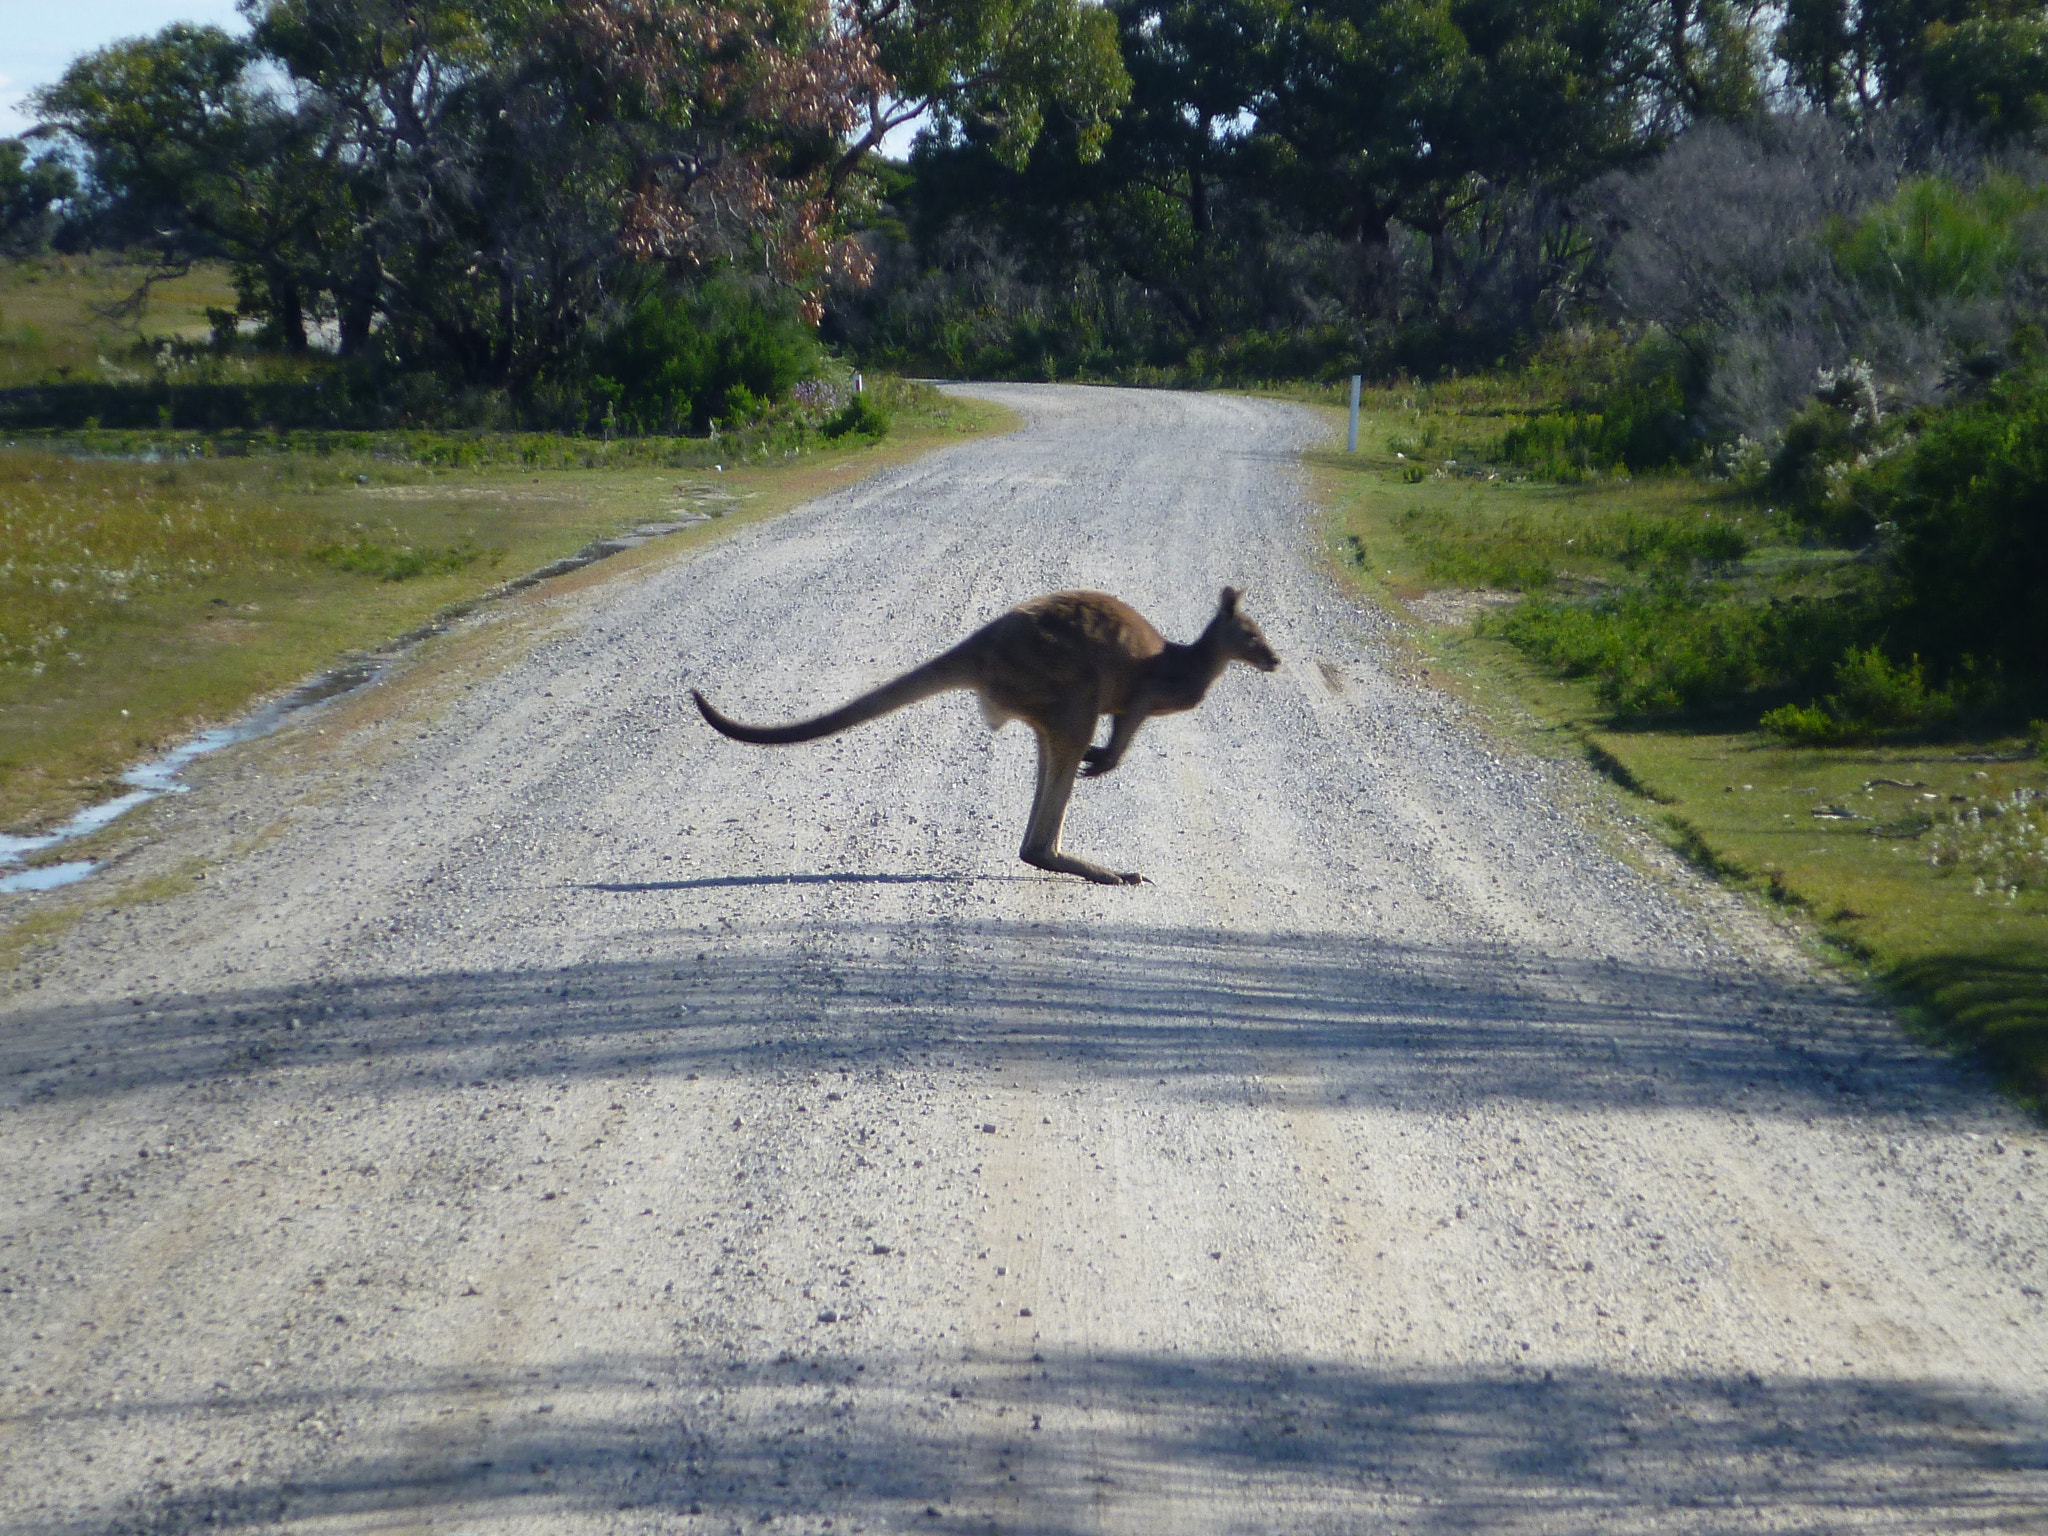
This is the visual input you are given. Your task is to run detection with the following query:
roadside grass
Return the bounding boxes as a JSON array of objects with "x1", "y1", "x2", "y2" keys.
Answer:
[
  {"x1": 0, "y1": 254, "x2": 236, "y2": 387},
  {"x1": 1310, "y1": 404, "x2": 2048, "y2": 1113},
  {"x1": 0, "y1": 382, "x2": 1009, "y2": 839}
]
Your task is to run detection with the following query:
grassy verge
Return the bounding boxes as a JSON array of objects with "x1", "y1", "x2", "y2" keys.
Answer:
[
  {"x1": 1309, "y1": 388, "x2": 2048, "y2": 1113},
  {"x1": 1, "y1": 381, "x2": 1010, "y2": 839},
  {"x1": 0, "y1": 254, "x2": 236, "y2": 387}
]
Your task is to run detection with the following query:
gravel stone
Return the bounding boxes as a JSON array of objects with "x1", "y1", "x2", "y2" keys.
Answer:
[{"x1": 0, "y1": 383, "x2": 2042, "y2": 1534}]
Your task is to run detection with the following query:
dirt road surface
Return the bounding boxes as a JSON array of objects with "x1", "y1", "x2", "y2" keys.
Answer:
[{"x1": 3, "y1": 385, "x2": 2045, "y2": 1534}]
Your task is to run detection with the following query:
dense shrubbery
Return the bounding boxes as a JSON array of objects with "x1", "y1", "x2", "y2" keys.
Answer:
[
  {"x1": 1761, "y1": 648, "x2": 1958, "y2": 743},
  {"x1": 0, "y1": 278, "x2": 842, "y2": 436},
  {"x1": 1492, "y1": 582, "x2": 1860, "y2": 716},
  {"x1": 1463, "y1": 111, "x2": 2048, "y2": 732},
  {"x1": 822, "y1": 392, "x2": 892, "y2": 439},
  {"x1": 583, "y1": 283, "x2": 822, "y2": 436},
  {"x1": 1498, "y1": 373, "x2": 1697, "y2": 479},
  {"x1": 1880, "y1": 364, "x2": 2048, "y2": 676}
]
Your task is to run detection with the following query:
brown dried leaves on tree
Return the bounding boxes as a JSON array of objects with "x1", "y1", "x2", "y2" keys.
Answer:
[{"x1": 556, "y1": 0, "x2": 886, "y2": 306}]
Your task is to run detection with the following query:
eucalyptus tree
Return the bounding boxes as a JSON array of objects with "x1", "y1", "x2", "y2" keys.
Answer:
[
  {"x1": 33, "y1": 25, "x2": 341, "y2": 347},
  {"x1": 833, "y1": 0, "x2": 1131, "y2": 181},
  {"x1": 0, "y1": 140, "x2": 77, "y2": 255}
]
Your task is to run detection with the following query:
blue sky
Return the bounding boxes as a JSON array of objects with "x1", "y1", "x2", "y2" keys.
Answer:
[{"x1": 3, "y1": 0, "x2": 251, "y2": 138}]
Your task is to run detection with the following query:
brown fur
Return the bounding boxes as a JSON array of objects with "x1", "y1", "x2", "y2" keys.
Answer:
[{"x1": 693, "y1": 587, "x2": 1280, "y2": 884}]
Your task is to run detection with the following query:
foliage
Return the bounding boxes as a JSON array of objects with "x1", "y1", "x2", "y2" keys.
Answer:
[
  {"x1": 833, "y1": 0, "x2": 1736, "y2": 383},
  {"x1": 309, "y1": 538, "x2": 489, "y2": 581},
  {"x1": 1826, "y1": 174, "x2": 2048, "y2": 318},
  {"x1": 1759, "y1": 646, "x2": 1956, "y2": 742},
  {"x1": 31, "y1": 24, "x2": 335, "y2": 350},
  {"x1": 842, "y1": 0, "x2": 1131, "y2": 173},
  {"x1": 822, "y1": 392, "x2": 892, "y2": 438},
  {"x1": 1872, "y1": 363, "x2": 2048, "y2": 677},
  {"x1": 1491, "y1": 581, "x2": 1855, "y2": 714},
  {"x1": 586, "y1": 282, "x2": 822, "y2": 435},
  {"x1": 1498, "y1": 372, "x2": 1697, "y2": 478},
  {"x1": 25, "y1": 0, "x2": 1121, "y2": 396},
  {"x1": 1920, "y1": 16, "x2": 2048, "y2": 137},
  {"x1": 0, "y1": 143, "x2": 77, "y2": 257}
]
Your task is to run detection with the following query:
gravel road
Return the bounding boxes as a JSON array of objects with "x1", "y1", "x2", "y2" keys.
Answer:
[{"x1": 3, "y1": 384, "x2": 2045, "y2": 1535}]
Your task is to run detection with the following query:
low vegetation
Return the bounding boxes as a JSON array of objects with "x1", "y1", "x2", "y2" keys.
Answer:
[
  {"x1": 0, "y1": 375, "x2": 994, "y2": 838},
  {"x1": 1317, "y1": 358, "x2": 2048, "y2": 1112}
]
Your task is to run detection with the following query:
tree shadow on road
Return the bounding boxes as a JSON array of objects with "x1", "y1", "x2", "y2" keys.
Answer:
[
  {"x1": 0, "y1": 917, "x2": 1981, "y2": 1122},
  {"x1": 7, "y1": 1348, "x2": 2042, "y2": 1535}
]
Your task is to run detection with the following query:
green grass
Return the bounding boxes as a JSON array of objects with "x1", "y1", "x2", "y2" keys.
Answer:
[
  {"x1": 0, "y1": 381, "x2": 1009, "y2": 837},
  {"x1": 1311, "y1": 396, "x2": 2048, "y2": 1114},
  {"x1": 309, "y1": 538, "x2": 491, "y2": 581},
  {"x1": 0, "y1": 254, "x2": 238, "y2": 387}
]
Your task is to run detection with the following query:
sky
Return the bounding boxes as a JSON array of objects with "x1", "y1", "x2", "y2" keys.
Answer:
[{"x1": 2, "y1": 0, "x2": 251, "y2": 139}]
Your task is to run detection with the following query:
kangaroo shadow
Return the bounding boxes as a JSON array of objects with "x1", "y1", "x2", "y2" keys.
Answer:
[{"x1": 582, "y1": 871, "x2": 1029, "y2": 892}]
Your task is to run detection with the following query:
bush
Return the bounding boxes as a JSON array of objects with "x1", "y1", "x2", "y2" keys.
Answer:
[
  {"x1": 586, "y1": 280, "x2": 820, "y2": 434},
  {"x1": 1875, "y1": 365, "x2": 2048, "y2": 679},
  {"x1": 1760, "y1": 646, "x2": 1956, "y2": 743},
  {"x1": 1492, "y1": 583, "x2": 1845, "y2": 715},
  {"x1": 1498, "y1": 372, "x2": 1696, "y2": 479},
  {"x1": 823, "y1": 392, "x2": 891, "y2": 439},
  {"x1": 1826, "y1": 176, "x2": 2047, "y2": 319}
]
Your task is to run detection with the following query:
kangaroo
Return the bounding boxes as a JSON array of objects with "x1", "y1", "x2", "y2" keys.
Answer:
[{"x1": 692, "y1": 587, "x2": 1280, "y2": 884}]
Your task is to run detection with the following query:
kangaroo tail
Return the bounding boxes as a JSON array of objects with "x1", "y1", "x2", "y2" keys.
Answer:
[{"x1": 692, "y1": 653, "x2": 970, "y2": 746}]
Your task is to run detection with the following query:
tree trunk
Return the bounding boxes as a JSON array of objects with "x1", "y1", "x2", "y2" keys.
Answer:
[
  {"x1": 270, "y1": 273, "x2": 309, "y2": 353},
  {"x1": 338, "y1": 246, "x2": 379, "y2": 357}
]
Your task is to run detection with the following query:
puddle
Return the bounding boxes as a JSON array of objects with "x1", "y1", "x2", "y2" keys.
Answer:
[
  {"x1": 0, "y1": 861, "x2": 99, "y2": 894},
  {"x1": 0, "y1": 659, "x2": 391, "y2": 889},
  {"x1": 0, "y1": 517, "x2": 707, "y2": 895}
]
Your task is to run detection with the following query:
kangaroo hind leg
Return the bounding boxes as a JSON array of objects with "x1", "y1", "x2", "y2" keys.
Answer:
[{"x1": 1019, "y1": 722, "x2": 1141, "y2": 885}]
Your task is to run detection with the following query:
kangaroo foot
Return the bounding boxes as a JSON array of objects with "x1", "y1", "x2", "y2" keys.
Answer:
[{"x1": 1022, "y1": 849, "x2": 1144, "y2": 885}]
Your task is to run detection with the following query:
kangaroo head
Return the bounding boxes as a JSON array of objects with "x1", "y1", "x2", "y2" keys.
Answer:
[{"x1": 1213, "y1": 586, "x2": 1280, "y2": 671}]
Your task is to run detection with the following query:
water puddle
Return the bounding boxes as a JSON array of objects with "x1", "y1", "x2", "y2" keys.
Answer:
[
  {"x1": 0, "y1": 660, "x2": 389, "y2": 893},
  {"x1": 0, "y1": 861, "x2": 100, "y2": 894},
  {"x1": 0, "y1": 517, "x2": 706, "y2": 896}
]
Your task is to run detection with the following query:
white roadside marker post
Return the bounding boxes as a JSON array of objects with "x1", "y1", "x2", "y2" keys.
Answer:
[{"x1": 1348, "y1": 374, "x2": 1361, "y2": 453}]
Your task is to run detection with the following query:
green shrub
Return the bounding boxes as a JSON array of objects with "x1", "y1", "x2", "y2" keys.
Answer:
[
  {"x1": 823, "y1": 392, "x2": 891, "y2": 440},
  {"x1": 587, "y1": 280, "x2": 819, "y2": 435},
  {"x1": 1499, "y1": 373, "x2": 1694, "y2": 479},
  {"x1": 1760, "y1": 647, "x2": 1956, "y2": 743},
  {"x1": 1826, "y1": 176, "x2": 2046, "y2": 318},
  {"x1": 1757, "y1": 701, "x2": 1847, "y2": 744},
  {"x1": 1493, "y1": 582, "x2": 1852, "y2": 715},
  {"x1": 1874, "y1": 366, "x2": 2048, "y2": 679},
  {"x1": 310, "y1": 539, "x2": 487, "y2": 581}
]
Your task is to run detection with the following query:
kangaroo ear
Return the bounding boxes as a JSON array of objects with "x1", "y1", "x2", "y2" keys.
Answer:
[{"x1": 1219, "y1": 585, "x2": 1242, "y2": 613}]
